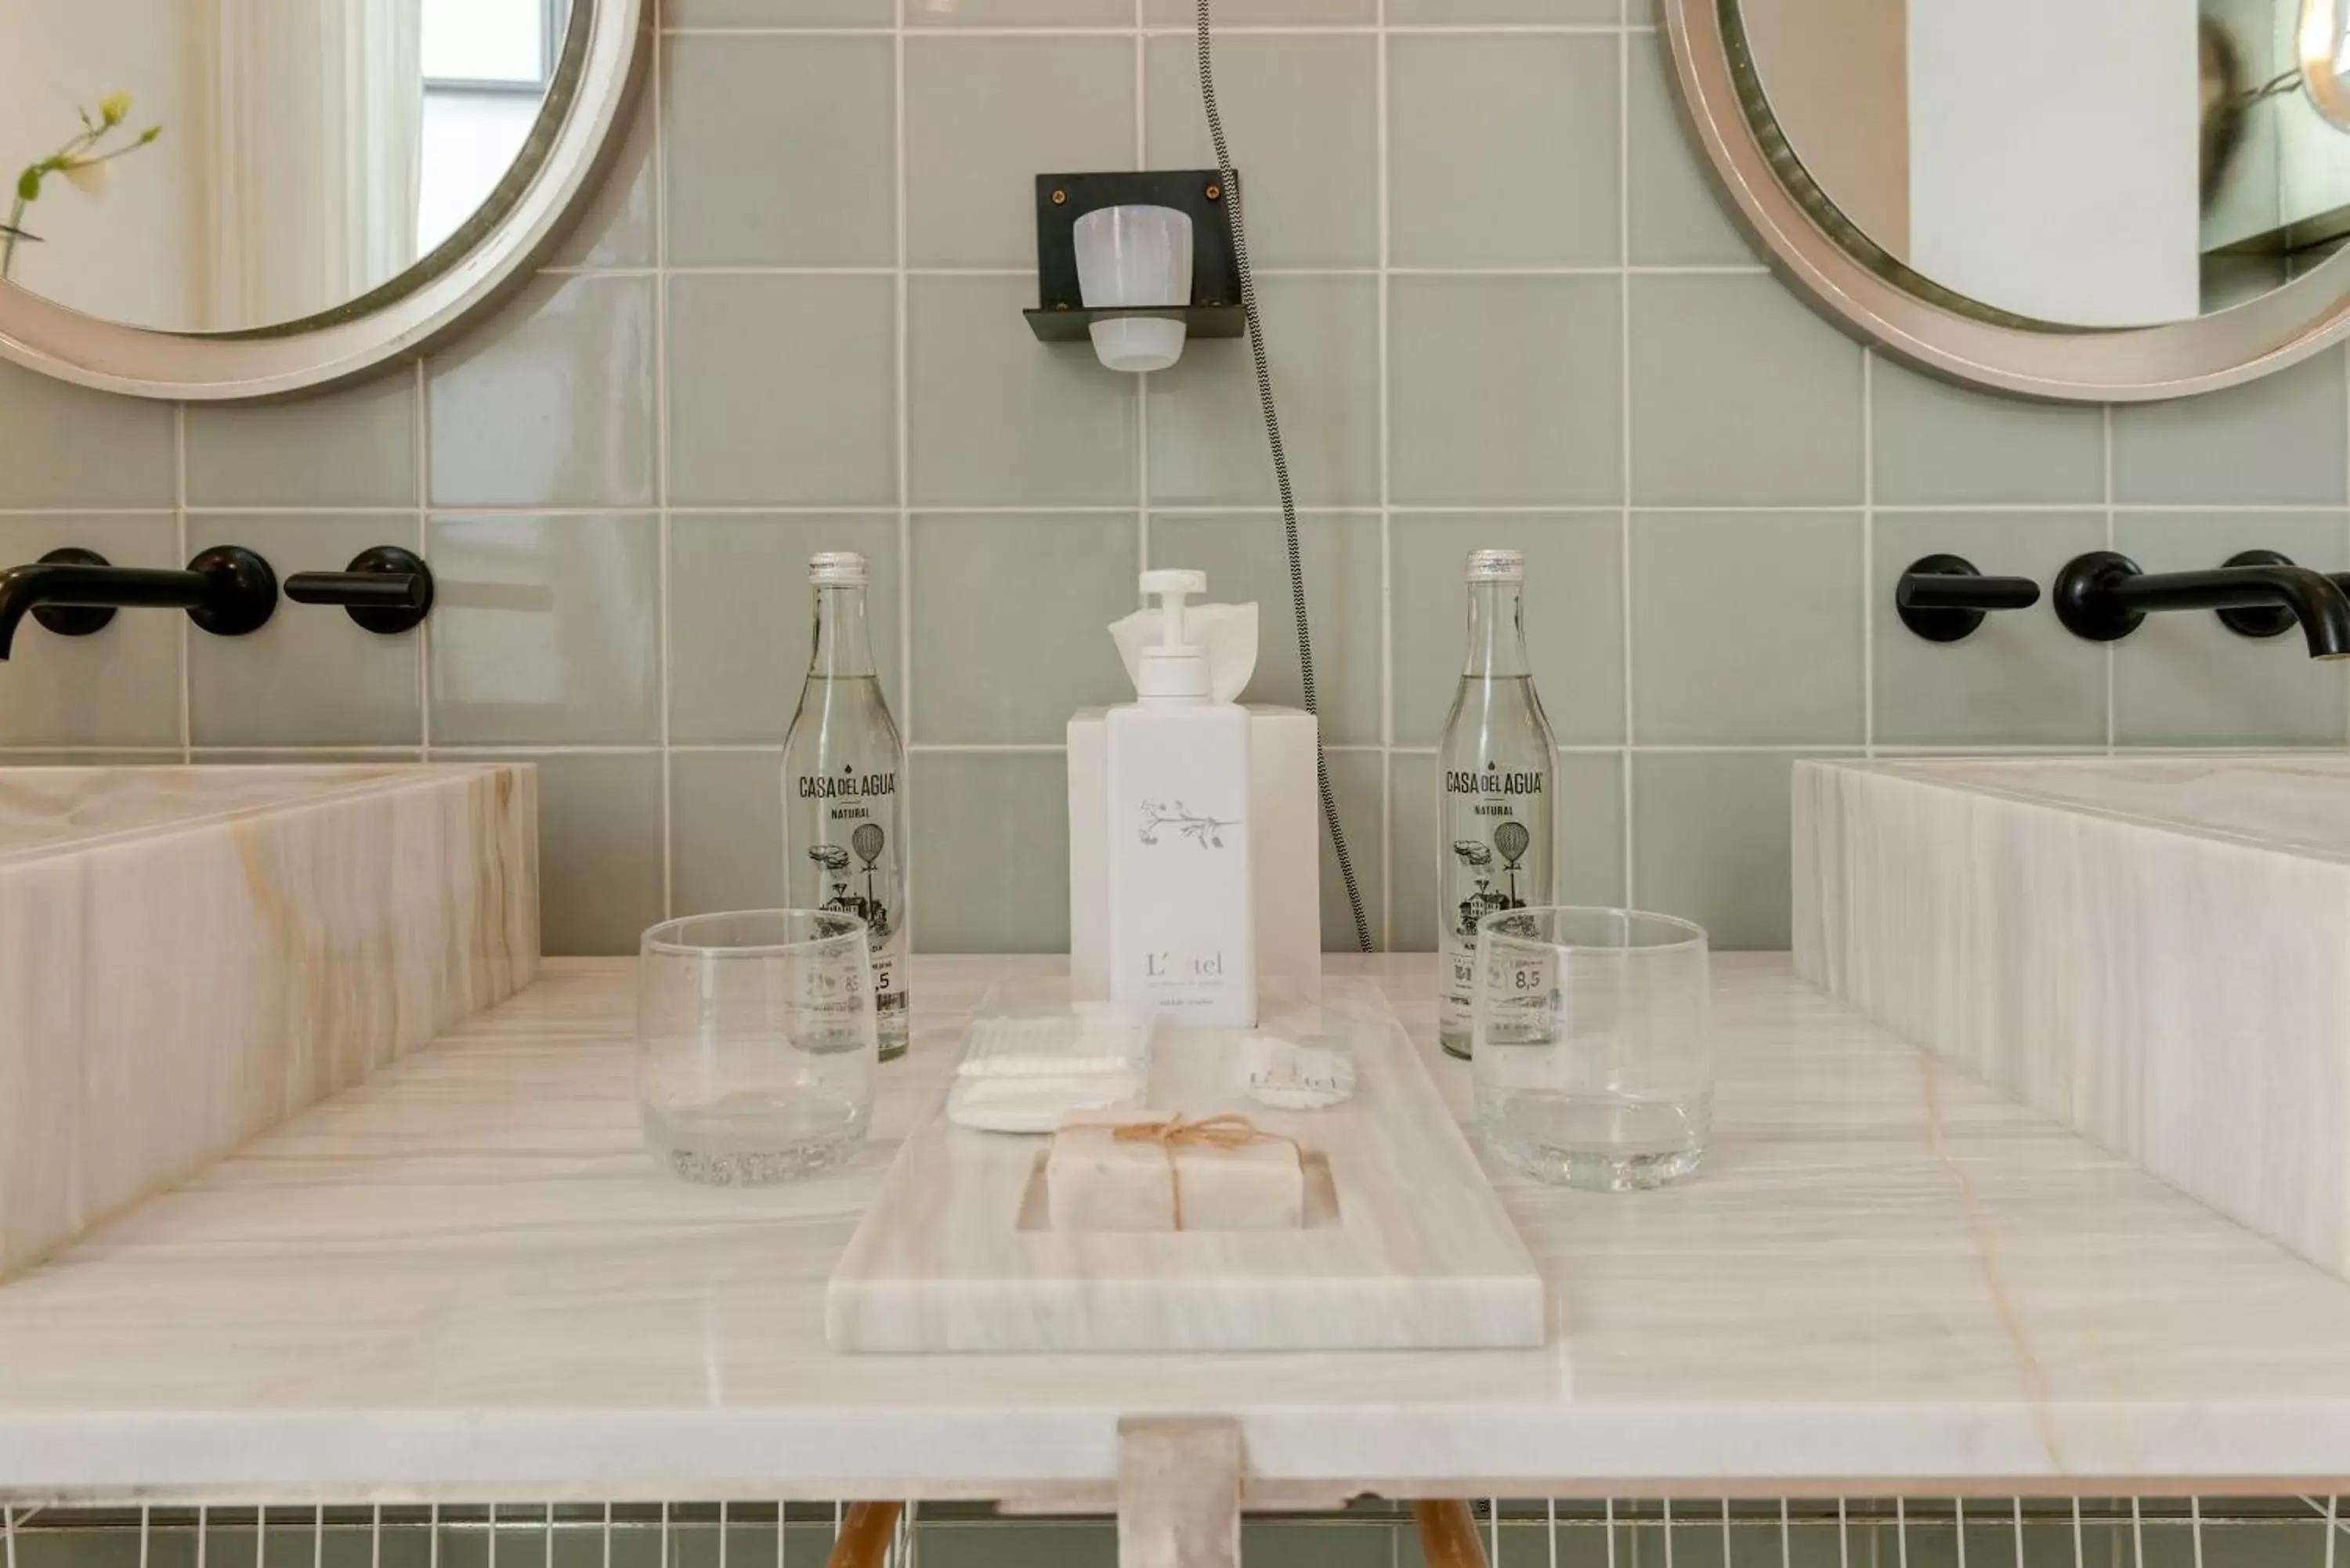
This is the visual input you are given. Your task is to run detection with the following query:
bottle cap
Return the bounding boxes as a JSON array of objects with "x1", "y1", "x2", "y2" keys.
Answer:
[
  {"x1": 1465, "y1": 548, "x2": 1524, "y2": 583},
  {"x1": 1135, "y1": 569, "x2": 1212, "y2": 701},
  {"x1": 809, "y1": 551, "x2": 869, "y2": 586}
]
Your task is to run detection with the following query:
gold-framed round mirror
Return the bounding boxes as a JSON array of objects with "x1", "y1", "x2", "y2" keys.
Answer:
[
  {"x1": 0, "y1": 0, "x2": 646, "y2": 401},
  {"x1": 1663, "y1": 0, "x2": 2350, "y2": 400}
]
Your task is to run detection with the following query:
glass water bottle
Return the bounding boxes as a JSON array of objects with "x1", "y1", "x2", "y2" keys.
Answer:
[
  {"x1": 783, "y1": 551, "x2": 909, "y2": 1060},
  {"x1": 1437, "y1": 548, "x2": 1559, "y2": 1058}
]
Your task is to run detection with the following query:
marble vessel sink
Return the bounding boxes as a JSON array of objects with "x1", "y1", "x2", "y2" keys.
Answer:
[
  {"x1": 1793, "y1": 754, "x2": 2350, "y2": 1277},
  {"x1": 0, "y1": 764, "x2": 537, "y2": 1280}
]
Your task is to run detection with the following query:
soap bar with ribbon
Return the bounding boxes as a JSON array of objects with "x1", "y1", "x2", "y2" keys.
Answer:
[{"x1": 1045, "y1": 1114, "x2": 1303, "y2": 1233}]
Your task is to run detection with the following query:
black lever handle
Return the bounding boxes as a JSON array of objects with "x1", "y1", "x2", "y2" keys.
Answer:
[
  {"x1": 1895, "y1": 553, "x2": 2041, "y2": 643},
  {"x1": 283, "y1": 546, "x2": 434, "y2": 634}
]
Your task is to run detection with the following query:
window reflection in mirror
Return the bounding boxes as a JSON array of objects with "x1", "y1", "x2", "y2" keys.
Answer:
[{"x1": 0, "y1": 0, "x2": 571, "y2": 336}]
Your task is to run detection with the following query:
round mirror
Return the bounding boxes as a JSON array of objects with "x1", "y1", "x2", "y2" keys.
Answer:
[
  {"x1": 0, "y1": 0, "x2": 644, "y2": 399},
  {"x1": 1665, "y1": 0, "x2": 2350, "y2": 399}
]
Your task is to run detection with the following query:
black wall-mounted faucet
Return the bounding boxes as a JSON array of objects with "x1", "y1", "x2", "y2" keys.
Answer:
[
  {"x1": 284, "y1": 546, "x2": 435, "y2": 635},
  {"x1": 1895, "y1": 554, "x2": 2041, "y2": 642},
  {"x1": 0, "y1": 546, "x2": 277, "y2": 659},
  {"x1": 2052, "y1": 549, "x2": 2350, "y2": 659}
]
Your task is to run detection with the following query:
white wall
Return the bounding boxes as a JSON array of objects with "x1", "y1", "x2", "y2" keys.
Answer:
[
  {"x1": 1906, "y1": 0, "x2": 2201, "y2": 327},
  {"x1": 0, "y1": 0, "x2": 211, "y2": 331}
]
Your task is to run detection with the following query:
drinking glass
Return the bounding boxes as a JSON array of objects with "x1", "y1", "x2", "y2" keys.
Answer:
[
  {"x1": 1472, "y1": 906, "x2": 1712, "y2": 1191},
  {"x1": 637, "y1": 909, "x2": 877, "y2": 1186}
]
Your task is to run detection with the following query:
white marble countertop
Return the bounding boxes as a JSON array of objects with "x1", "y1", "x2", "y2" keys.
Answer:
[{"x1": 5, "y1": 954, "x2": 2350, "y2": 1506}]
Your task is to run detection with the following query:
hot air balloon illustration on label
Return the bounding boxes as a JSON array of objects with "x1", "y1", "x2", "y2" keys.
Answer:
[{"x1": 1493, "y1": 819, "x2": 1531, "y2": 905}]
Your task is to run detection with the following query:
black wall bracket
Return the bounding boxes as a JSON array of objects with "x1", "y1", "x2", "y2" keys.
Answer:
[{"x1": 1023, "y1": 170, "x2": 1246, "y2": 345}]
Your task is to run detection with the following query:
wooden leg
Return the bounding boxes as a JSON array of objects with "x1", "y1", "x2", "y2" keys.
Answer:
[
  {"x1": 1117, "y1": 1417, "x2": 1242, "y2": 1568},
  {"x1": 824, "y1": 1502, "x2": 904, "y2": 1568},
  {"x1": 1413, "y1": 1501, "x2": 1490, "y2": 1568}
]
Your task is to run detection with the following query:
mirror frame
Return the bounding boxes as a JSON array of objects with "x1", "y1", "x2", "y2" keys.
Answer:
[
  {"x1": 0, "y1": 0, "x2": 649, "y2": 402},
  {"x1": 1663, "y1": 0, "x2": 2350, "y2": 402}
]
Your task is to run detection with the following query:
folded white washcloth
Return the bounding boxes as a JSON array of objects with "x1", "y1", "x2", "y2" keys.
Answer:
[
  {"x1": 946, "y1": 1068, "x2": 1146, "y2": 1134},
  {"x1": 955, "y1": 1006, "x2": 1152, "y2": 1080}
]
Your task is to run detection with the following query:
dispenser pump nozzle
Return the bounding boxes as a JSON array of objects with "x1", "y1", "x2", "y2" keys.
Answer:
[{"x1": 1134, "y1": 569, "x2": 1212, "y2": 701}]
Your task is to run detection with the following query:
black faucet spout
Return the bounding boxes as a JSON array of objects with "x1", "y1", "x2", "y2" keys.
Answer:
[
  {"x1": 2053, "y1": 549, "x2": 2350, "y2": 660},
  {"x1": 0, "y1": 546, "x2": 277, "y2": 659}
]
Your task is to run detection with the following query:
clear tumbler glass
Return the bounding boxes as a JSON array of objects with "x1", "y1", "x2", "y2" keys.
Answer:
[
  {"x1": 638, "y1": 909, "x2": 877, "y2": 1185},
  {"x1": 1472, "y1": 906, "x2": 1712, "y2": 1191}
]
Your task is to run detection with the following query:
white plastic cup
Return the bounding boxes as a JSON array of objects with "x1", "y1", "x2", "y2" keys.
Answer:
[{"x1": 1072, "y1": 204, "x2": 1195, "y2": 372}]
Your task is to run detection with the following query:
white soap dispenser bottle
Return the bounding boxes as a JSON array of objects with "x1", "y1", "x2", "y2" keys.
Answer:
[{"x1": 1107, "y1": 569, "x2": 1259, "y2": 1028}]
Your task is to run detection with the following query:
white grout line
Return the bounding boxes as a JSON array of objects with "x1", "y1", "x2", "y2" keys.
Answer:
[
  {"x1": 1616, "y1": 19, "x2": 1636, "y2": 905},
  {"x1": 1861, "y1": 349, "x2": 1876, "y2": 758},
  {"x1": 894, "y1": 0, "x2": 916, "y2": 945},
  {"x1": 1376, "y1": 0, "x2": 1395, "y2": 948},
  {"x1": 654, "y1": 2, "x2": 675, "y2": 919},
  {"x1": 2102, "y1": 403, "x2": 2117, "y2": 753},
  {"x1": 666, "y1": 20, "x2": 1641, "y2": 34},
  {"x1": 173, "y1": 403, "x2": 191, "y2": 761},
  {"x1": 414, "y1": 359, "x2": 433, "y2": 760}
]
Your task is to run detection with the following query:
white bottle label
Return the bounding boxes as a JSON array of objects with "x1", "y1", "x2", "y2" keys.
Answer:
[{"x1": 1107, "y1": 708, "x2": 1257, "y2": 1028}]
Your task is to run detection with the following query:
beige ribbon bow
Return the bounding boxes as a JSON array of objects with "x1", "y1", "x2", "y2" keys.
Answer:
[{"x1": 1110, "y1": 1113, "x2": 1289, "y2": 1230}]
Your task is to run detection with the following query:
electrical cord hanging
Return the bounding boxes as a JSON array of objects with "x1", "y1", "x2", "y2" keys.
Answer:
[{"x1": 1195, "y1": 0, "x2": 1376, "y2": 954}]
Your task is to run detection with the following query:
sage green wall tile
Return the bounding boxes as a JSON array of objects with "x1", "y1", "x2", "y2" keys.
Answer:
[
  {"x1": 671, "y1": 750, "x2": 785, "y2": 918},
  {"x1": 664, "y1": 35, "x2": 895, "y2": 267},
  {"x1": 185, "y1": 374, "x2": 415, "y2": 508},
  {"x1": 1242, "y1": 1519, "x2": 1397, "y2": 1568},
  {"x1": 2113, "y1": 349, "x2": 2348, "y2": 506},
  {"x1": 1961, "y1": 1514, "x2": 2021, "y2": 1568},
  {"x1": 909, "y1": 750, "x2": 1070, "y2": 953},
  {"x1": 904, "y1": 35, "x2": 1134, "y2": 267},
  {"x1": 1391, "y1": 749, "x2": 1625, "y2": 952},
  {"x1": 1626, "y1": 33, "x2": 1749, "y2": 266},
  {"x1": 1633, "y1": 750, "x2": 1858, "y2": 950},
  {"x1": 1146, "y1": 510, "x2": 1381, "y2": 744},
  {"x1": 667, "y1": 0, "x2": 891, "y2": 23},
  {"x1": 188, "y1": 514, "x2": 421, "y2": 748},
  {"x1": 909, "y1": 511, "x2": 1137, "y2": 744},
  {"x1": 1144, "y1": 34, "x2": 1379, "y2": 269},
  {"x1": 0, "y1": 513, "x2": 181, "y2": 747},
  {"x1": 670, "y1": 512, "x2": 902, "y2": 745},
  {"x1": 917, "y1": 1522, "x2": 1117, "y2": 1568},
  {"x1": 427, "y1": 513, "x2": 661, "y2": 746},
  {"x1": 1632, "y1": 511, "x2": 1864, "y2": 744},
  {"x1": 1390, "y1": 34, "x2": 1620, "y2": 267},
  {"x1": 1389, "y1": 276, "x2": 1622, "y2": 506},
  {"x1": 1319, "y1": 746, "x2": 1387, "y2": 950},
  {"x1": 1666, "y1": 1503, "x2": 1730, "y2": 1568},
  {"x1": 1629, "y1": 275, "x2": 1864, "y2": 506},
  {"x1": 1391, "y1": 0, "x2": 1613, "y2": 16},
  {"x1": 1145, "y1": 0, "x2": 1375, "y2": 18},
  {"x1": 909, "y1": 274, "x2": 1137, "y2": 507},
  {"x1": 1871, "y1": 358, "x2": 2105, "y2": 505},
  {"x1": 1147, "y1": 275, "x2": 1380, "y2": 507},
  {"x1": 2112, "y1": 510, "x2": 2350, "y2": 746},
  {"x1": 548, "y1": 80, "x2": 657, "y2": 269},
  {"x1": 506, "y1": 751, "x2": 665, "y2": 956},
  {"x1": 1872, "y1": 511, "x2": 2106, "y2": 746},
  {"x1": 1390, "y1": 510, "x2": 1625, "y2": 746},
  {"x1": 667, "y1": 274, "x2": 897, "y2": 507},
  {"x1": 11, "y1": 1523, "x2": 143, "y2": 1568},
  {"x1": 427, "y1": 276, "x2": 656, "y2": 508},
  {"x1": 911, "y1": 0, "x2": 1128, "y2": 21},
  {"x1": 2200, "y1": 1520, "x2": 2332, "y2": 1568},
  {"x1": 0, "y1": 361, "x2": 174, "y2": 509}
]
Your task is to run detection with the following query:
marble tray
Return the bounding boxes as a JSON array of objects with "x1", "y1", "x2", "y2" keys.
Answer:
[
  {"x1": 1792, "y1": 753, "x2": 2350, "y2": 1280},
  {"x1": 826, "y1": 977, "x2": 1546, "y2": 1353},
  {"x1": 0, "y1": 764, "x2": 537, "y2": 1281}
]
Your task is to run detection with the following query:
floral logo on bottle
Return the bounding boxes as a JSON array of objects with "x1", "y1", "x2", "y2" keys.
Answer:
[{"x1": 1137, "y1": 799, "x2": 1236, "y2": 850}]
